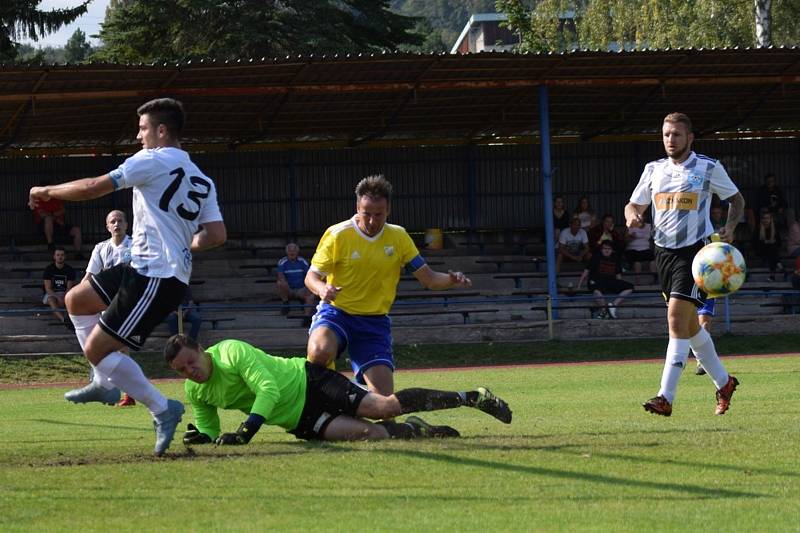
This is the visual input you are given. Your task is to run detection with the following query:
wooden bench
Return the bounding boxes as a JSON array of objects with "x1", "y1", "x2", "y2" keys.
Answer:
[
  {"x1": 395, "y1": 290, "x2": 481, "y2": 305},
  {"x1": 494, "y1": 272, "x2": 547, "y2": 289},
  {"x1": 238, "y1": 263, "x2": 278, "y2": 275},
  {"x1": 10, "y1": 266, "x2": 41, "y2": 278},
  {"x1": 390, "y1": 307, "x2": 499, "y2": 324},
  {"x1": 476, "y1": 258, "x2": 544, "y2": 273},
  {"x1": 201, "y1": 317, "x2": 236, "y2": 330}
]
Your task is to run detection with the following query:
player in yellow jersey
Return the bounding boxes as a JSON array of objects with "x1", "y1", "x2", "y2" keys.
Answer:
[{"x1": 304, "y1": 175, "x2": 472, "y2": 396}]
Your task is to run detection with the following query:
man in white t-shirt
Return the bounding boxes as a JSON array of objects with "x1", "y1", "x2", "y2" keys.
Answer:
[
  {"x1": 29, "y1": 98, "x2": 227, "y2": 455},
  {"x1": 82, "y1": 210, "x2": 132, "y2": 283},
  {"x1": 624, "y1": 112, "x2": 745, "y2": 418},
  {"x1": 556, "y1": 216, "x2": 590, "y2": 273}
]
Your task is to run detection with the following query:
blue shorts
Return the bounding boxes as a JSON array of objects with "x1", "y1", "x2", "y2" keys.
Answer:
[
  {"x1": 310, "y1": 302, "x2": 393, "y2": 384},
  {"x1": 697, "y1": 298, "x2": 716, "y2": 317}
]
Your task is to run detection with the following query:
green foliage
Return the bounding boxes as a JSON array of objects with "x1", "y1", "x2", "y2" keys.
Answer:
[
  {"x1": 391, "y1": 0, "x2": 499, "y2": 52},
  {"x1": 498, "y1": 0, "x2": 800, "y2": 53},
  {"x1": 92, "y1": 0, "x2": 423, "y2": 63},
  {"x1": 64, "y1": 28, "x2": 91, "y2": 62},
  {"x1": 0, "y1": 358, "x2": 798, "y2": 530},
  {"x1": 0, "y1": 0, "x2": 91, "y2": 61}
]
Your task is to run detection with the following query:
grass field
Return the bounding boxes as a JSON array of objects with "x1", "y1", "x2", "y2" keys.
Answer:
[{"x1": 1, "y1": 355, "x2": 797, "y2": 531}]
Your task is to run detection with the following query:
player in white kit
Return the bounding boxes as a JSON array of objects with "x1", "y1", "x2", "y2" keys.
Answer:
[
  {"x1": 29, "y1": 98, "x2": 227, "y2": 455},
  {"x1": 624, "y1": 112, "x2": 744, "y2": 417}
]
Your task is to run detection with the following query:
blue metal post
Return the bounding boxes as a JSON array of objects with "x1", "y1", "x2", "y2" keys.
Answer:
[{"x1": 539, "y1": 85, "x2": 558, "y2": 316}]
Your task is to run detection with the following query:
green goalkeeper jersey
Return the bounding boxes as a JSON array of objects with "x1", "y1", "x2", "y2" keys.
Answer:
[{"x1": 184, "y1": 339, "x2": 307, "y2": 439}]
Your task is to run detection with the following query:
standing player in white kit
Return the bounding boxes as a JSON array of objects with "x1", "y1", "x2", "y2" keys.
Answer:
[{"x1": 29, "y1": 98, "x2": 227, "y2": 454}]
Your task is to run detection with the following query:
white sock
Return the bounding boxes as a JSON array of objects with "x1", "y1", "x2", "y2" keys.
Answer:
[
  {"x1": 69, "y1": 313, "x2": 115, "y2": 389},
  {"x1": 70, "y1": 313, "x2": 99, "y2": 352},
  {"x1": 689, "y1": 328, "x2": 729, "y2": 389},
  {"x1": 95, "y1": 352, "x2": 168, "y2": 415},
  {"x1": 657, "y1": 337, "x2": 690, "y2": 403}
]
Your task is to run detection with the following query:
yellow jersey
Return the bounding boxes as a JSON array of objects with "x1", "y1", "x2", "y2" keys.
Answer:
[{"x1": 311, "y1": 217, "x2": 423, "y2": 315}]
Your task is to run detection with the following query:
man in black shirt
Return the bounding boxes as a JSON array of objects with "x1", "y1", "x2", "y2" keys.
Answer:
[{"x1": 42, "y1": 247, "x2": 77, "y2": 330}]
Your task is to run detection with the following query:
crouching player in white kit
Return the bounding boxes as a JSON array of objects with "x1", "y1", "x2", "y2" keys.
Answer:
[{"x1": 29, "y1": 98, "x2": 226, "y2": 455}]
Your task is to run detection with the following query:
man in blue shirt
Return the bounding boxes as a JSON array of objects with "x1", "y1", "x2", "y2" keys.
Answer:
[{"x1": 276, "y1": 243, "x2": 317, "y2": 326}]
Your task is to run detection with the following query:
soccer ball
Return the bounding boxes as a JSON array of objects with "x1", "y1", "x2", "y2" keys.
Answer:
[{"x1": 691, "y1": 242, "x2": 747, "y2": 297}]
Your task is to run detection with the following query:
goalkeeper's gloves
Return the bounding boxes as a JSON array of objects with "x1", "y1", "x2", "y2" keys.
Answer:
[
  {"x1": 183, "y1": 423, "x2": 212, "y2": 445},
  {"x1": 214, "y1": 414, "x2": 265, "y2": 446}
]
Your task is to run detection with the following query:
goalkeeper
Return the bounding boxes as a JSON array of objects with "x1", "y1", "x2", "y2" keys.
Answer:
[{"x1": 164, "y1": 334, "x2": 512, "y2": 445}]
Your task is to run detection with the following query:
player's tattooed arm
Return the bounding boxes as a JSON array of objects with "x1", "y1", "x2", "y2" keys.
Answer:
[{"x1": 720, "y1": 193, "x2": 745, "y2": 243}]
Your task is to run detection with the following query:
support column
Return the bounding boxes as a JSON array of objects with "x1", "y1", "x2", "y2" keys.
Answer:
[{"x1": 539, "y1": 85, "x2": 558, "y2": 318}]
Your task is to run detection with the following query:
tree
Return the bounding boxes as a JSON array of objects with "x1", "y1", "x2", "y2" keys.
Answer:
[
  {"x1": 497, "y1": 0, "x2": 800, "y2": 53},
  {"x1": 64, "y1": 28, "x2": 91, "y2": 62},
  {"x1": 755, "y1": 0, "x2": 772, "y2": 47},
  {"x1": 92, "y1": 0, "x2": 423, "y2": 63},
  {"x1": 0, "y1": 0, "x2": 91, "y2": 61}
]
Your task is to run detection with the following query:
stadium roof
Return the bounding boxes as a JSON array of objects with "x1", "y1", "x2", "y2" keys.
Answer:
[{"x1": 2, "y1": 47, "x2": 800, "y2": 155}]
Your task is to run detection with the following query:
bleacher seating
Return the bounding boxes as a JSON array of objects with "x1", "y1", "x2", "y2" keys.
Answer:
[{"x1": 1, "y1": 228, "x2": 798, "y2": 355}]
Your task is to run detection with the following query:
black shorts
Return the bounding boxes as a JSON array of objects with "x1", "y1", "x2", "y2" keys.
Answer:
[
  {"x1": 288, "y1": 362, "x2": 369, "y2": 441},
  {"x1": 654, "y1": 242, "x2": 707, "y2": 308},
  {"x1": 40, "y1": 221, "x2": 75, "y2": 243},
  {"x1": 90, "y1": 264, "x2": 186, "y2": 350},
  {"x1": 624, "y1": 248, "x2": 655, "y2": 263},
  {"x1": 588, "y1": 277, "x2": 634, "y2": 294}
]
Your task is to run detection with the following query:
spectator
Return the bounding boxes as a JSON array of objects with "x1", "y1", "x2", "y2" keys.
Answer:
[
  {"x1": 709, "y1": 205, "x2": 727, "y2": 233},
  {"x1": 556, "y1": 216, "x2": 590, "y2": 273},
  {"x1": 573, "y1": 196, "x2": 596, "y2": 230},
  {"x1": 166, "y1": 287, "x2": 202, "y2": 342},
  {"x1": 588, "y1": 213, "x2": 626, "y2": 254},
  {"x1": 552, "y1": 196, "x2": 570, "y2": 244},
  {"x1": 784, "y1": 256, "x2": 800, "y2": 314},
  {"x1": 787, "y1": 215, "x2": 800, "y2": 257},
  {"x1": 42, "y1": 247, "x2": 77, "y2": 330},
  {"x1": 752, "y1": 210, "x2": 784, "y2": 281},
  {"x1": 577, "y1": 240, "x2": 634, "y2": 319},
  {"x1": 756, "y1": 173, "x2": 787, "y2": 227},
  {"x1": 624, "y1": 213, "x2": 656, "y2": 284},
  {"x1": 277, "y1": 243, "x2": 318, "y2": 327},
  {"x1": 32, "y1": 188, "x2": 83, "y2": 258}
]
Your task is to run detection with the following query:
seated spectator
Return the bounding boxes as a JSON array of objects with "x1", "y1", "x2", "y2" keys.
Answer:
[
  {"x1": 32, "y1": 189, "x2": 83, "y2": 259},
  {"x1": 577, "y1": 240, "x2": 634, "y2": 319},
  {"x1": 552, "y1": 196, "x2": 570, "y2": 244},
  {"x1": 710, "y1": 205, "x2": 727, "y2": 233},
  {"x1": 624, "y1": 214, "x2": 656, "y2": 284},
  {"x1": 574, "y1": 196, "x2": 596, "y2": 230},
  {"x1": 166, "y1": 287, "x2": 202, "y2": 342},
  {"x1": 752, "y1": 210, "x2": 784, "y2": 281},
  {"x1": 556, "y1": 216, "x2": 590, "y2": 273},
  {"x1": 756, "y1": 173, "x2": 787, "y2": 228},
  {"x1": 783, "y1": 256, "x2": 800, "y2": 314},
  {"x1": 277, "y1": 243, "x2": 317, "y2": 326},
  {"x1": 588, "y1": 213, "x2": 626, "y2": 254},
  {"x1": 42, "y1": 247, "x2": 76, "y2": 330},
  {"x1": 787, "y1": 215, "x2": 800, "y2": 257}
]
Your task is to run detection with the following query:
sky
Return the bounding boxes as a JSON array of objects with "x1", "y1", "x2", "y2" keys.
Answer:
[{"x1": 22, "y1": 0, "x2": 111, "y2": 47}]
